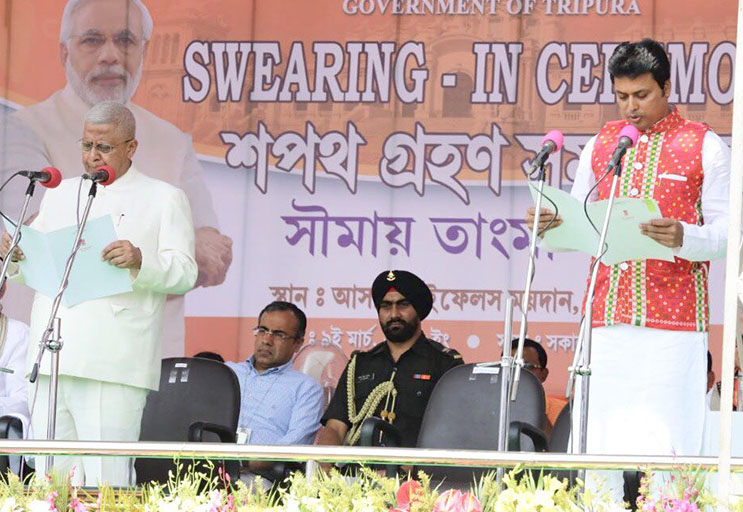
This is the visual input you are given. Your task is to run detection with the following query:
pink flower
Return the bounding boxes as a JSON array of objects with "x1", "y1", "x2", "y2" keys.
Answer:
[
  {"x1": 46, "y1": 490, "x2": 59, "y2": 512},
  {"x1": 225, "y1": 494, "x2": 236, "y2": 512},
  {"x1": 458, "y1": 492, "x2": 482, "y2": 512},
  {"x1": 395, "y1": 480, "x2": 422, "y2": 510},
  {"x1": 432, "y1": 490, "x2": 481, "y2": 512},
  {"x1": 433, "y1": 490, "x2": 464, "y2": 512},
  {"x1": 68, "y1": 497, "x2": 87, "y2": 512},
  {"x1": 666, "y1": 499, "x2": 700, "y2": 512}
]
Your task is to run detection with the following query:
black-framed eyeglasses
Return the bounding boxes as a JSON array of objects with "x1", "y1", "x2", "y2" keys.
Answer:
[
  {"x1": 523, "y1": 362, "x2": 543, "y2": 370},
  {"x1": 252, "y1": 326, "x2": 297, "y2": 343},
  {"x1": 79, "y1": 139, "x2": 134, "y2": 154}
]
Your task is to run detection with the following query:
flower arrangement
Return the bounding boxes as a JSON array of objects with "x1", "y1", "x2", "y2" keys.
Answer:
[
  {"x1": 0, "y1": 463, "x2": 729, "y2": 511},
  {"x1": 635, "y1": 467, "x2": 715, "y2": 512}
]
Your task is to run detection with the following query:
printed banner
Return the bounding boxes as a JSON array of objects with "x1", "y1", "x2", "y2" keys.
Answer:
[{"x1": 0, "y1": 0, "x2": 735, "y2": 397}]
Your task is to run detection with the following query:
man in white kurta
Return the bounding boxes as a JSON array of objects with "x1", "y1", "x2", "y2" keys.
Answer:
[
  {"x1": 0, "y1": 289, "x2": 30, "y2": 433},
  {"x1": 527, "y1": 39, "x2": 730, "y2": 502},
  {"x1": 0, "y1": 289, "x2": 30, "y2": 476},
  {"x1": 0, "y1": 0, "x2": 231, "y2": 357},
  {"x1": 3, "y1": 101, "x2": 197, "y2": 486}
]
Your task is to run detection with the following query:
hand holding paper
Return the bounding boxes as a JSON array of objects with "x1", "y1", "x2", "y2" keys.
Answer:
[
  {"x1": 528, "y1": 184, "x2": 675, "y2": 265},
  {"x1": 639, "y1": 217, "x2": 684, "y2": 248},
  {"x1": 102, "y1": 240, "x2": 142, "y2": 269},
  {"x1": 525, "y1": 206, "x2": 563, "y2": 232},
  {"x1": 0, "y1": 230, "x2": 24, "y2": 262},
  {"x1": 3, "y1": 215, "x2": 133, "y2": 307}
]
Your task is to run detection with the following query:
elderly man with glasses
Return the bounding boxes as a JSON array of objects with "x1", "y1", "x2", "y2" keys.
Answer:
[
  {"x1": 1, "y1": 101, "x2": 197, "y2": 486},
  {"x1": 0, "y1": 0, "x2": 232, "y2": 358},
  {"x1": 224, "y1": 301, "x2": 324, "y2": 481}
]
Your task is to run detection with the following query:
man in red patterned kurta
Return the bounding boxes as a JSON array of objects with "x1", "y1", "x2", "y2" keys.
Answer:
[{"x1": 527, "y1": 39, "x2": 730, "y2": 502}]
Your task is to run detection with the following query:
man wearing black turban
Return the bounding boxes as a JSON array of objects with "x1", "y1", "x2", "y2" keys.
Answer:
[{"x1": 317, "y1": 270, "x2": 463, "y2": 449}]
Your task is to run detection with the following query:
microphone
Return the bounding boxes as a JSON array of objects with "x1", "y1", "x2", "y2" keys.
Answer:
[
  {"x1": 529, "y1": 130, "x2": 564, "y2": 175},
  {"x1": 19, "y1": 167, "x2": 62, "y2": 188},
  {"x1": 607, "y1": 125, "x2": 640, "y2": 172},
  {"x1": 84, "y1": 165, "x2": 116, "y2": 186}
]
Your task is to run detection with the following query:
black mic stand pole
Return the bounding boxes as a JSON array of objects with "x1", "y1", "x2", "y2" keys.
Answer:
[
  {"x1": 29, "y1": 180, "x2": 99, "y2": 472},
  {"x1": 511, "y1": 160, "x2": 550, "y2": 400},
  {"x1": 567, "y1": 159, "x2": 625, "y2": 470},
  {"x1": 0, "y1": 180, "x2": 38, "y2": 286}
]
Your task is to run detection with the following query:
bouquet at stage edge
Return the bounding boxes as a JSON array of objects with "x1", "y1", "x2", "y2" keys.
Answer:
[{"x1": 636, "y1": 467, "x2": 715, "y2": 512}]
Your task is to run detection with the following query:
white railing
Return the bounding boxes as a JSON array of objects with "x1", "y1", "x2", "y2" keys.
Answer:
[{"x1": 0, "y1": 440, "x2": 742, "y2": 472}]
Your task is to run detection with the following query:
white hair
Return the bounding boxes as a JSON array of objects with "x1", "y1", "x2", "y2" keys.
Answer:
[
  {"x1": 59, "y1": 0, "x2": 153, "y2": 43},
  {"x1": 85, "y1": 101, "x2": 136, "y2": 139}
]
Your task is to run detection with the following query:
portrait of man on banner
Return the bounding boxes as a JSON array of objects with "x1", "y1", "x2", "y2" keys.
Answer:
[{"x1": 0, "y1": 0, "x2": 232, "y2": 357}]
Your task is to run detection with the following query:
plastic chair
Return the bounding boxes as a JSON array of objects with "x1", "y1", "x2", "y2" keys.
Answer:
[
  {"x1": 0, "y1": 415, "x2": 23, "y2": 477},
  {"x1": 548, "y1": 402, "x2": 571, "y2": 452},
  {"x1": 134, "y1": 357, "x2": 240, "y2": 485},
  {"x1": 362, "y1": 363, "x2": 549, "y2": 487}
]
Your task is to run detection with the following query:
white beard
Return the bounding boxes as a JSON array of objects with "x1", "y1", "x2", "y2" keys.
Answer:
[{"x1": 65, "y1": 58, "x2": 143, "y2": 105}]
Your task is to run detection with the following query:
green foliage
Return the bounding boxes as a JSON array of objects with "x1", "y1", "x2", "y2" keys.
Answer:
[{"x1": 0, "y1": 462, "x2": 736, "y2": 511}]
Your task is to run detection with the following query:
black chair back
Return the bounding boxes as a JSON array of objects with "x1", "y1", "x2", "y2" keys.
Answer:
[
  {"x1": 546, "y1": 401, "x2": 576, "y2": 485},
  {"x1": 0, "y1": 416, "x2": 23, "y2": 478},
  {"x1": 548, "y1": 402, "x2": 571, "y2": 452},
  {"x1": 135, "y1": 357, "x2": 240, "y2": 484},
  {"x1": 415, "y1": 363, "x2": 547, "y2": 488}
]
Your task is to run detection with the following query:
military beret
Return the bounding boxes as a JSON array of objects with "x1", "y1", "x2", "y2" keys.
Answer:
[{"x1": 371, "y1": 270, "x2": 433, "y2": 320}]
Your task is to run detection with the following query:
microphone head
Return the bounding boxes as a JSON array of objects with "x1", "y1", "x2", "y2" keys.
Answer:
[
  {"x1": 96, "y1": 165, "x2": 116, "y2": 186},
  {"x1": 542, "y1": 130, "x2": 564, "y2": 152},
  {"x1": 618, "y1": 125, "x2": 640, "y2": 147},
  {"x1": 40, "y1": 167, "x2": 62, "y2": 189}
]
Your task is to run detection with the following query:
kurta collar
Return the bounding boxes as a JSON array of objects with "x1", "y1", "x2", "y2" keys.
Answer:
[{"x1": 102, "y1": 164, "x2": 139, "y2": 190}]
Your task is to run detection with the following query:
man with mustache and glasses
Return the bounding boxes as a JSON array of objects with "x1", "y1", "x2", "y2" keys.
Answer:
[
  {"x1": 0, "y1": 0, "x2": 231, "y2": 358},
  {"x1": 317, "y1": 270, "x2": 463, "y2": 449},
  {"x1": 225, "y1": 301, "x2": 323, "y2": 486}
]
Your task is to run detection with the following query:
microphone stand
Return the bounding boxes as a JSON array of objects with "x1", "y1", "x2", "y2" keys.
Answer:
[
  {"x1": 567, "y1": 159, "x2": 625, "y2": 462},
  {"x1": 29, "y1": 180, "x2": 99, "y2": 472},
  {"x1": 495, "y1": 297, "x2": 514, "y2": 485},
  {"x1": 511, "y1": 159, "x2": 550, "y2": 400},
  {"x1": 0, "y1": 180, "x2": 37, "y2": 286}
]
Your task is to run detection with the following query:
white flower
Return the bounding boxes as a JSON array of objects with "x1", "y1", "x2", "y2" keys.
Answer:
[
  {"x1": 351, "y1": 496, "x2": 376, "y2": 512},
  {"x1": 26, "y1": 500, "x2": 51, "y2": 512},
  {"x1": 533, "y1": 489, "x2": 557, "y2": 509},
  {"x1": 0, "y1": 497, "x2": 17, "y2": 512},
  {"x1": 180, "y1": 498, "x2": 200, "y2": 512},
  {"x1": 157, "y1": 498, "x2": 181, "y2": 512},
  {"x1": 516, "y1": 499, "x2": 535, "y2": 512},
  {"x1": 284, "y1": 498, "x2": 300, "y2": 512},
  {"x1": 191, "y1": 503, "x2": 211, "y2": 512},
  {"x1": 299, "y1": 496, "x2": 324, "y2": 512}
]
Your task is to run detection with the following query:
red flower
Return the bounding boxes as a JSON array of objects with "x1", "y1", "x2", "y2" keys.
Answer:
[{"x1": 395, "y1": 480, "x2": 423, "y2": 511}]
